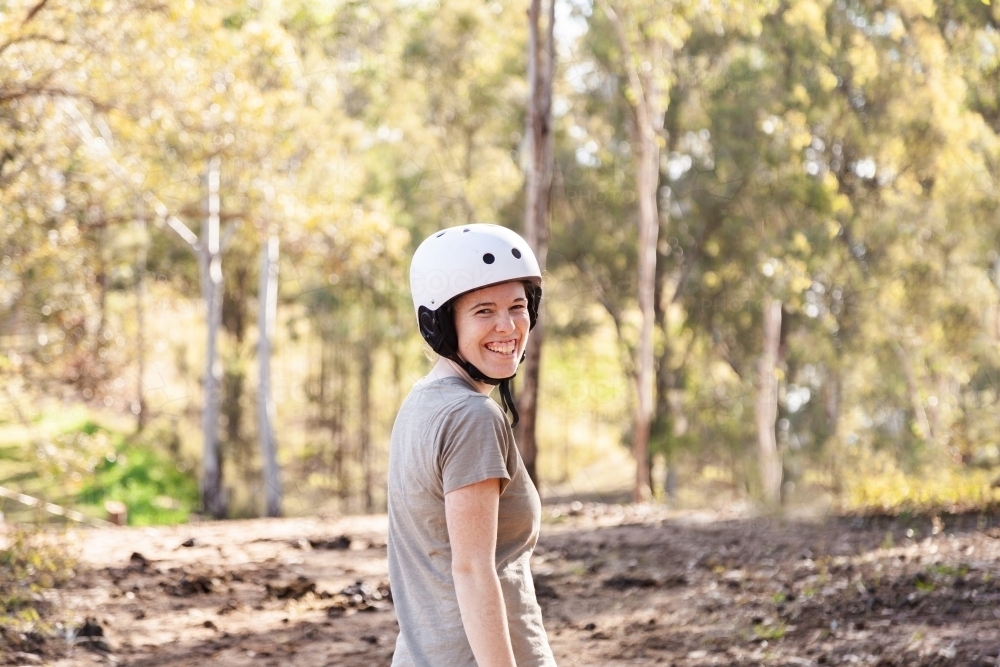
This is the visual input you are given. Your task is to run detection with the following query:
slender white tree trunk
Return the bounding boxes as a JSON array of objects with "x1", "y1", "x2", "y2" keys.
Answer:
[
  {"x1": 201, "y1": 156, "x2": 226, "y2": 519},
  {"x1": 257, "y1": 234, "x2": 282, "y2": 517},
  {"x1": 756, "y1": 298, "x2": 783, "y2": 508},
  {"x1": 517, "y1": 0, "x2": 556, "y2": 487}
]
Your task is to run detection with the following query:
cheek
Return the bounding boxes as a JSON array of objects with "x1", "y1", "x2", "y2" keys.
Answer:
[{"x1": 455, "y1": 316, "x2": 487, "y2": 350}]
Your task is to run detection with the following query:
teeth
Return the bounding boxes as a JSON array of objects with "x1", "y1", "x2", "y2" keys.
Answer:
[{"x1": 486, "y1": 341, "x2": 515, "y2": 355}]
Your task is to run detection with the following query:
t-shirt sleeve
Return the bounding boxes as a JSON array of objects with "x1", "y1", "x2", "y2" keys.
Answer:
[{"x1": 439, "y1": 396, "x2": 513, "y2": 496}]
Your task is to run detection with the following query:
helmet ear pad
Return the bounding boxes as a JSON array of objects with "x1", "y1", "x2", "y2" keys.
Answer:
[
  {"x1": 525, "y1": 283, "x2": 542, "y2": 330},
  {"x1": 418, "y1": 304, "x2": 459, "y2": 358}
]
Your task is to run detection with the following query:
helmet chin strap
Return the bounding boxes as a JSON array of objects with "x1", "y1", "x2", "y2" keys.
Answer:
[{"x1": 449, "y1": 353, "x2": 525, "y2": 428}]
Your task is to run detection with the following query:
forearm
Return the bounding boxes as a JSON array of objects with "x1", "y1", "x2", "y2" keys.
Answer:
[{"x1": 453, "y1": 566, "x2": 517, "y2": 667}]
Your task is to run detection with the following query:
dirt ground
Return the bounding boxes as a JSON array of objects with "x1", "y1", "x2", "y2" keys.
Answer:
[{"x1": 4, "y1": 503, "x2": 1000, "y2": 667}]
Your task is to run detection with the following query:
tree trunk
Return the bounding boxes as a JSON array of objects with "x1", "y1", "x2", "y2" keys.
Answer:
[
  {"x1": 200, "y1": 156, "x2": 226, "y2": 519},
  {"x1": 358, "y1": 312, "x2": 374, "y2": 512},
  {"x1": 630, "y1": 93, "x2": 665, "y2": 503},
  {"x1": 602, "y1": 2, "x2": 668, "y2": 503},
  {"x1": 632, "y1": 129, "x2": 659, "y2": 502},
  {"x1": 822, "y1": 369, "x2": 843, "y2": 493},
  {"x1": 221, "y1": 267, "x2": 252, "y2": 476},
  {"x1": 333, "y1": 338, "x2": 349, "y2": 501},
  {"x1": 222, "y1": 367, "x2": 245, "y2": 465},
  {"x1": 665, "y1": 452, "x2": 678, "y2": 500},
  {"x1": 257, "y1": 234, "x2": 282, "y2": 517},
  {"x1": 94, "y1": 221, "x2": 108, "y2": 396},
  {"x1": 317, "y1": 332, "x2": 330, "y2": 463},
  {"x1": 134, "y1": 204, "x2": 148, "y2": 431},
  {"x1": 652, "y1": 230, "x2": 676, "y2": 499},
  {"x1": 516, "y1": 0, "x2": 556, "y2": 488},
  {"x1": 756, "y1": 297, "x2": 782, "y2": 508},
  {"x1": 823, "y1": 372, "x2": 839, "y2": 433},
  {"x1": 517, "y1": 325, "x2": 543, "y2": 486},
  {"x1": 892, "y1": 340, "x2": 932, "y2": 443}
]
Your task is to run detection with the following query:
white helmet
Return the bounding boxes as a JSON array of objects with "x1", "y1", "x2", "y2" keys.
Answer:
[
  {"x1": 410, "y1": 223, "x2": 541, "y2": 316},
  {"x1": 409, "y1": 223, "x2": 542, "y2": 425}
]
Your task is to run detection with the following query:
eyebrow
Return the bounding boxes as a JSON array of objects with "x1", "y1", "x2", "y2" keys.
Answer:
[{"x1": 468, "y1": 297, "x2": 527, "y2": 311}]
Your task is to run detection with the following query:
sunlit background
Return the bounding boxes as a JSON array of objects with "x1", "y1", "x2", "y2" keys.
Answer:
[{"x1": 2, "y1": 0, "x2": 1000, "y2": 526}]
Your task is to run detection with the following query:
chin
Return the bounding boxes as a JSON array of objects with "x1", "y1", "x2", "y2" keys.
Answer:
[
  {"x1": 486, "y1": 364, "x2": 518, "y2": 379},
  {"x1": 476, "y1": 357, "x2": 518, "y2": 379}
]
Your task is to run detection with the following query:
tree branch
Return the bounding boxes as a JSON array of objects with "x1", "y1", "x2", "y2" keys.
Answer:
[
  {"x1": 58, "y1": 99, "x2": 201, "y2": 250},
  {"x1": 0, "y1": 33, "x2": 69, "y2": 58},
  {"x1": 600, "y1": 0, "x2": 650, "y2": 133},
  {"x1": 23, "y1": 0, "x2": 52, "y2": 25}
]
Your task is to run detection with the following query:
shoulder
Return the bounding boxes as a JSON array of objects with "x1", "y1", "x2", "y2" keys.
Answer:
[
  {"x1": 444, "y1": 392, "x2": 509, "y2": 432},
  {"x1": 436, "y1": 392, "x2": 515, "y2": 493},
  {"x1": 415, "y1": 378, "x2": 508, "y2": 429},
  {"x1": 400, "y1": 379, "x2": 510, "y2": 443},
  {"x1": 436, "y1": 391, "x2": 513, "y2": 459}
]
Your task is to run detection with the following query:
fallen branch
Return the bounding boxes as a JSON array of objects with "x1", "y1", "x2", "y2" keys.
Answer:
[{"x1": 0, "y1": 485, "x2": 114, "y2": 528}]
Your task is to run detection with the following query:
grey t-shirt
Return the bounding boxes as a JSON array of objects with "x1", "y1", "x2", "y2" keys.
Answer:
[{"x1": 387, "y1": 376, "x2": 556, "y2": 667}]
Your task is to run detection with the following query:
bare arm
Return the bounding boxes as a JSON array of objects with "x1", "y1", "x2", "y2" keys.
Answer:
[{"x1": 445, "y1": 478, "x2": 517, "y2": 667}]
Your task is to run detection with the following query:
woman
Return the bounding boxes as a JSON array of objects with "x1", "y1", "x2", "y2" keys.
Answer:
[{"x1": 387, "y1": 224, "x2": 557, "y2": 667}]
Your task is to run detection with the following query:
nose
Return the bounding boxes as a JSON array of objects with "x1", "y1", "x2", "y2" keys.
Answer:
[{"x1": 495, "y1": 308, "x2": 515, "y2": 334}]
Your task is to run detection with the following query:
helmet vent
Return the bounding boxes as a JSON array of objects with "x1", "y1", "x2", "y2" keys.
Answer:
[
  {"x1": 511, "y1": 248, "x2": 522, "y2": 259},
  {"x1": 463, "y1": 228, "x2": 470, "y2": 232},
  {"x1": 483, "y1": 253, "x2": 495, "y2": 264},
  {"x1": 436, "y1": 231, "x2": 446, "y2": 237}
]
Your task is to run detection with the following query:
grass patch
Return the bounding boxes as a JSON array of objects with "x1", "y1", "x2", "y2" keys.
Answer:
[
  {"x1": 75, "y1": 435, "x2": 199, "y2": 526},
  {"x1": 752, "y1": 621, "x2": 788, "y2": 641},
  {"x1": 932, "y1": 564, "x2": 968, "y2": 577}
]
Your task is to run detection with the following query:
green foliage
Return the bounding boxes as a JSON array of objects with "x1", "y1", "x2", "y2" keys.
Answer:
[
  {"x1": 0, "y1": 529, "x2": 76, "y2": 628},
  {"x1": 0, "y1": 409, "x2": 197, "y2": 525},
  {"x1": 752, "y1": 620, "x2": 788, "y2": 641},
  {"x1": 839, "y1": 457, "x2": 1000, "y2": 514},
  {"x1": 0, "y1": 531, "x2": 75, "y2": 593},
  {"x1": 932, "y1": 564, "x2": 968, "y2": 577},
  {"x1": 74, "y1": 426, "x2": 199, "y2": 526},
  {"x1": 913, "y1": 575, "x2": 936, "y2": 593}
]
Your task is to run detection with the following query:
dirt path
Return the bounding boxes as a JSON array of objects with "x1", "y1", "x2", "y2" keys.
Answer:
[{"x1": 5, "y1": 505, "x2": 1000, "y2": 666}]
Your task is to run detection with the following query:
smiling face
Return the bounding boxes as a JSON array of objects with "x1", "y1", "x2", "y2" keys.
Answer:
[{"x1": 451, "y1": 280, "x2": 531, "y2": 380}]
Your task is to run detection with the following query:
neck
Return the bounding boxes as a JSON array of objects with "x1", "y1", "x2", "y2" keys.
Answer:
[{"x1": 427, "y1": 357, "x2": 494, "y2": 396}]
